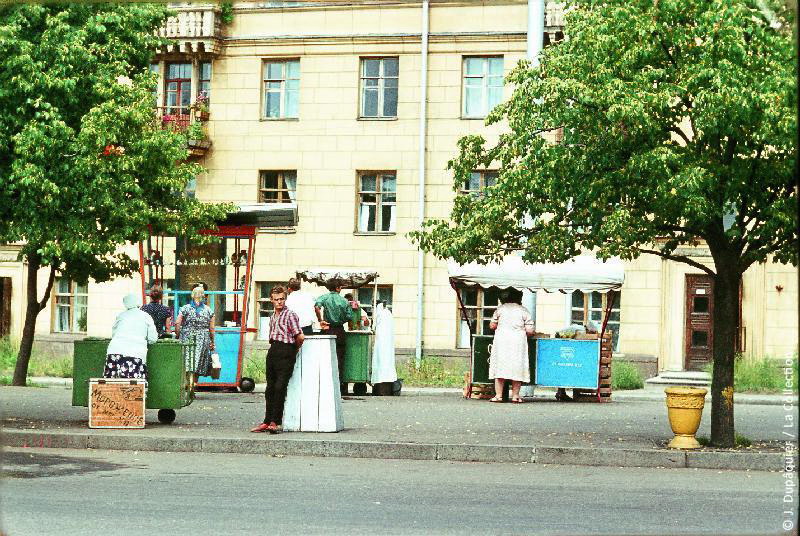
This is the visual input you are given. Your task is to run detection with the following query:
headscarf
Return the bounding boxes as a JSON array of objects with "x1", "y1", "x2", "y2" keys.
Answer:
[{"x1": 123, "y1": 293, "x2": 142, "y2": 310}]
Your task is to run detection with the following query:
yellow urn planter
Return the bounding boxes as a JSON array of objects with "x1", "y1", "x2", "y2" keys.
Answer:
[{"x1": 665, "y1": 386, "x2": 708, "y2": 449}]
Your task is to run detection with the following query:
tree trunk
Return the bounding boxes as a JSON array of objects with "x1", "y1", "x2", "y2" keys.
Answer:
[
  {"x1": 709, "y1": 262, "x2": 741, "y2": 447},
  {"x1": 12, "y1": 253, "x2": 50, "y2": 386}
]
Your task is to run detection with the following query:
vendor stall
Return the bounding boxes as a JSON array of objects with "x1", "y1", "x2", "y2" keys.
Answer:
[
  {"x1": 139, "y1": 203, "x2": 297, "y2": 393},
  {"x1": 297, "y1": 268, "x2": 378, "y2": 396},
  {"x1": 448, "y1": 255, "x2": 624, "y2": 402}
]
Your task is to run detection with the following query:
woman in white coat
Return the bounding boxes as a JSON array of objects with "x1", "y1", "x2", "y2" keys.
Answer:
[{"x1": 371, "y1": 301, "x2": 397, "y2": 391}]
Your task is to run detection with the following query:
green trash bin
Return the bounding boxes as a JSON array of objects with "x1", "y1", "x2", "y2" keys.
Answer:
[
  {"x1": 72, "y1": 338, "x2": 195, "y2": 424},
  {"x1": 471, "y1": 334, "x2": 536, "y2": 386},
  {"x1": 343, "y1": 331, "x2": 373, "y2": 395}
]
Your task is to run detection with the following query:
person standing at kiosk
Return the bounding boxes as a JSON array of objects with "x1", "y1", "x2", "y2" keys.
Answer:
[
  {"x1": 285, "y1": 278, "x2": 316, "y2": 335},
  {"x1": 251, "y1": 286, "x2": 304, "y2": 434},
  {"x1": 488, "y1": 289, "x2": 535, "y2": 403},
  {"x1": 315, "y1": 282, "x2": 351, "y2": 395}
]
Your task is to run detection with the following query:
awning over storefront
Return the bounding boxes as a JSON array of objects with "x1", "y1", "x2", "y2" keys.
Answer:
[{"x1": 447, "y1": 255, "x2": 625, "y2": 293}]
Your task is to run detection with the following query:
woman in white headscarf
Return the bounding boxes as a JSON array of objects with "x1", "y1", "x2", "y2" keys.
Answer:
[
  {"x1": 104, "y1": 293, "x2": 158, "y2": 379},
  {"x1": 370, "y1": 301, "x2": 397, "y2": 389}
]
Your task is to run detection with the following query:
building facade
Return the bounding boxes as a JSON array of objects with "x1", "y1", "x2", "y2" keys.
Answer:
[{"x1": 0, "y1": 0, "x2": 796, "y2": 373}]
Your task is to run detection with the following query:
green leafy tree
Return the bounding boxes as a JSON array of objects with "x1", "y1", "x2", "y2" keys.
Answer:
[
  {"x1": 412, "y1": 0, "x2": 797, "y2": 447},
  {"x1": 0, "y1": 4, "x2": 233, "y2": 386}
]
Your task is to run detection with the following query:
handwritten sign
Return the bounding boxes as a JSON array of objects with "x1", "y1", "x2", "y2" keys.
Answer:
[{"x1": 89, "y1": 379, "x2": 146, "y2": 428}]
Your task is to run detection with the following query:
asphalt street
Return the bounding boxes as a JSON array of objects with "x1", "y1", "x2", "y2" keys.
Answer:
[{"x1": 1, "y1": 448, "x2": 789, "y2": 536}]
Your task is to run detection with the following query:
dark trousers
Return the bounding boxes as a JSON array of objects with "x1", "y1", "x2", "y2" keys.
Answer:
[
  {"x1": 328, "y1": 324, "x2": 347, "y2": 392},
  {"x1": 263, "y1": 340, "x2": 298, "y2": 425}
]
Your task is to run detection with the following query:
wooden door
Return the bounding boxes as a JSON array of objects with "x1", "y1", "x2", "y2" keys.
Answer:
[
  {"x1": 684, "y1": 274, "x2": 714, "y2": 371},
  {"x1": 0, "y1": 277, "x2": 11, "y2": 338}
]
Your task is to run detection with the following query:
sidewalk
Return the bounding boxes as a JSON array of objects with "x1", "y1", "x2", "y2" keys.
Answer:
[{"x1": 2, "y1": 382, "x2": 796, "y2": 472}]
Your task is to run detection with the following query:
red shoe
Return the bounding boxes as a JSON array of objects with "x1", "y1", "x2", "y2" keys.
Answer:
[
  {"x1": 250, "y1": 423, "x2": 271, "y2": 433},
  {"x1": 267, "y1": 422, "x2": 279, "y2": 434}
]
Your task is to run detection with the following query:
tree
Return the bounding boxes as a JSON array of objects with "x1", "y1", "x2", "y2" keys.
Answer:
[
  {"x1": 412, "y1": 0, "x2": 797, "y2": 447},
  {"x1": 0, "y1": 4, "x2": 233, "y2": 385}
]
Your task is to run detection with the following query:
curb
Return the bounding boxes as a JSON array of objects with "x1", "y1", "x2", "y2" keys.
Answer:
[{"x1": 2, "y1": 429, "x2": 788, "y2": 471}]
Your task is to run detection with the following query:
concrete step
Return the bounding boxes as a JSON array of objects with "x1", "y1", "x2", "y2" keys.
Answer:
[{"x1": 646, "y1": 371, "x2": 711, "y2": 386}]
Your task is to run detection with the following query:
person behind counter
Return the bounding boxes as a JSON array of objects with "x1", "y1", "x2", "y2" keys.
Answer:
[
  {"x1": 488, "y1": 289, "x2": 535, "y2": 403},
  {"x1": 251, "y1": 286, "x2": 304, "y2": 434},
  {"x1": 315, "y1": 282, "x2": 352, "y2": 395},
  {"x1": 104, "y1": 293, "x2": 158, "y2": 379},
  {"x1": 175, "y1": 285, "x2": 215, "y2": 377},
  {"x1": 141, "y1": 285, "x2": 173, "y2": 338},
  {"x1": 285, "y1": 278, "x2": 316, "y2": 335},
  {"x1": 343, "y1": 293, "x2": 370, "y2": 330}
]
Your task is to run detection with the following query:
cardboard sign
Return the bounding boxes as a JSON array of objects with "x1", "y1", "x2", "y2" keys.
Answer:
[
  {"x1": 89, "y1": 379, "x2": 146, "y2": 429},
  {"x1": 535, "y1": 339, "x2": 600, "y2": 389}
]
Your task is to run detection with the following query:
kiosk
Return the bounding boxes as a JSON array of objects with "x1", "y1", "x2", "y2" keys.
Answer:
[{"x1": 448, "y1": 255, "x2": 624, "y2": 402}]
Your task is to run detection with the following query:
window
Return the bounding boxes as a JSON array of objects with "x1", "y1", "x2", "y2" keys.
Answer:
[
  {"x1": 357, "y1": 172, "x2": 396, "y2": 233},
  {"x1": 570, "y1": 291, "x2": 621, "y2": 351},
  {"x1": 256, "y1": 281, "x2": 282, "y2": 339},
  {"x1": 164, "y1": 63, "x2": 192, "y2": 116},
  {"x1": 149, "y1": 63, "x2": 160, "y2": 103},
  {"x1": 456, "y1": 287, "x2": 500, "y2": 348},
  {"x1": 354, "y1": 285, "x2": 393, "y2": 318},
  {"x1": 198, "y1": 61, "x2": 212, "y2": 101},
  {"x1": 462, "y1": 56, "x2": 503, "y2": 118},
  {"x1": 360, "y1": 57, "x2": 398, "y2": 118},
  {"x1": 53, "y1": 279, "x2": 88, "y2": 333},
  {"x1": 263, "y1": 59, "x2": 299, "y2": 119},
  {"x1": 259, "y1": 170, "x2": 297, "y2": 204},
  {"x1": 461, "y1": 170, "x2": 498, "y2": 196}
]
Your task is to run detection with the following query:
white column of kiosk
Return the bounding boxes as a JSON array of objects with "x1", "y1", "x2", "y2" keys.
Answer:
[{"x1": 283, "y1": 334, "x2": 344, "y2": 432}]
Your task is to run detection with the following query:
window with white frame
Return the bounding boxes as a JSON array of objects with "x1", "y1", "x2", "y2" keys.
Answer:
[
  {"x1": 256, "y1": 281, "x2": 282, "y2": 339},
  {"x1": 198, "y1": 61, "x2": 212, "y2": 101},
  {"x1": 569, "y1": 291, "x2": 621, "y2": 351},
  {"x1": 354, "y1": 285, "x2": 393, "y2": 318},
  {"x1": 263, "y1": 59, "x2": 299, "y2": 119},
  {"x1": 360, "y1": 57, "x2": 398, "y2": 118},
  {"x1": 456, "y1": 287, "x2": 500, "y2": 348},
  {"x1": 357, "y1": 172, "x2": 396, "y2": 233},
  {"x1": 53, "y1": 279, "x2": 88, "y2": 333},
  {"x1": 462, "y1": 56, "x2": 503, "y2": 118},
  {"x1": 258, "y1": 170, "x2": 297, "y2": 204},
  {"x1": 461, "y1": 170, "x2": 498, "y2": 196}
]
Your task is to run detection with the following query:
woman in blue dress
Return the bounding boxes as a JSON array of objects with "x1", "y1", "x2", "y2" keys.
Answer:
[{"x1": 175, "y1": 286, "x2": 216, "y2": 377}]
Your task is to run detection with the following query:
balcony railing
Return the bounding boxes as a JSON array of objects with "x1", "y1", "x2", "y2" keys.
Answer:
[
  {"x1": 157, "y1": 107, "x2": 211, "y2": 157},
  {"x1": 158, "y1": 6, "x2": 222, "y2": 54},
  {"x1": 546, "y1": 2, "x2": 565, "y2": 28}
]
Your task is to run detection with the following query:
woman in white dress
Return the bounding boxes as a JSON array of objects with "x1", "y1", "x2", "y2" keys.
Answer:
[{"x1": 488, "y1": 289, "x2": 534, "y2": 403}]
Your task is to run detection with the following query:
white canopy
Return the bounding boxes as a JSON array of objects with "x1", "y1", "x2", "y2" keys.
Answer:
[{"x1": 447, "y1": 255, "x2": 625, "y2": 293}]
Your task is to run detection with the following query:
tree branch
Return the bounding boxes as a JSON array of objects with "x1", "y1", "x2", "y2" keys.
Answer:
[
  {"x1": 639, "y1": 248, "x2": 716, "y2": 275},
  {"x1": 668, "y1": 127, "x2": 691, "y2": 146},
  {"x1": 37, "y1": 264, "x2": 57, "y2": 313}
]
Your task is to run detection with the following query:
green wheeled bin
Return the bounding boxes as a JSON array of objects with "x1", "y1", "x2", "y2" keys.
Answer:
[
  {"x1": 343, "y1": 331, "x2": 373, "y2": 395},
  {"x1": 73, "y1": 338, "x2": 195, "y2": 424}
]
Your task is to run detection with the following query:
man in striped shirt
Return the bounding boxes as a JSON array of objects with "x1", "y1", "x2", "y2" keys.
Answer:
[{"x1": 251, "y1": 285, "x2": 304, "y2": 434}]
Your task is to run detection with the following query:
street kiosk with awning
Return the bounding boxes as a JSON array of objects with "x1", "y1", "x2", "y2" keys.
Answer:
[
  {"x1": 297, "y1": 268, "x2": 379, "y2": 395},
  {"x1": 448, "y1": 255, "x2": 625, "y2": 401},
  {"x1": 138, "y1": 203, "x2": 297, "y2": 393}
]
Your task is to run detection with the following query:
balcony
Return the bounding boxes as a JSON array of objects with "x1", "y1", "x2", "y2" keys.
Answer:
[
  {"x1": 157, "y1": 107, "x2": 212, "y2": 158},
  {"x1": 158, "y1": 5, "x2": 223, "y2": 55},
  {"x1": 546, "y1": 2, "x2": 565, "y2": 28}
]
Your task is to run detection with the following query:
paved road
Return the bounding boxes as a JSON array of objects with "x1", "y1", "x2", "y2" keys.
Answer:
[{"x1": 1, "y1": 448, "x2": 790, "y2": 535}]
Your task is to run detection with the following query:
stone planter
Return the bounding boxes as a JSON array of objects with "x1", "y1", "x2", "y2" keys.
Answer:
[{"x1": 665, "y1": 386, "x2": 708, "y2": 449}]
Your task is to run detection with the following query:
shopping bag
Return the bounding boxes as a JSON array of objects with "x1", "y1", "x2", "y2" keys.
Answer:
[{"x1": 210, "y1": 352, "x2": 222, "y2": 379}]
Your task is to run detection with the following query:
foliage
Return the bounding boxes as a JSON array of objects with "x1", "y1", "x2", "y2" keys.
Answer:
[
  {"x1": 704, "y1": 355, "x2": 798, "y2": 393},
  {"x1": 0, "y1": 338, "x2": 72, "y2": 378},
  {"x1": 611, "y1": 360, "x2": 645, "y2": 390},
  {"x1": 397, "y1": 356, "x2": 467, "y2": 388},
  {"x1": 220, "y1": 2, "x2": 234, "y2": 24},
  {"x1": 410, "y1": 0, "x2": 796, "y2": 447},
  {"x1": 0, "y1": 4, "x2": 235, "y2": 384},
  {"x1": 696, "y1": 433, "x2": 752, "y2": 448},
  {"x1": 242, "y1": 349, "x2": 266, "y2": 383},
  {"x1": 186, "y1": 120, "x2": 206, "y2": 142}
]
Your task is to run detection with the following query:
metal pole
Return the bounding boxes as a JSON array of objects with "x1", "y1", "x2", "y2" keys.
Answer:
[{"x1": 415, "y1": 0, "x2": 429, "y2": 369}]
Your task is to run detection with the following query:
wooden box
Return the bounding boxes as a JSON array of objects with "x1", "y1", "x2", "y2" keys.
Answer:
[{"x1": 89, "y1": 378, "x2": 146, "y2": 429}]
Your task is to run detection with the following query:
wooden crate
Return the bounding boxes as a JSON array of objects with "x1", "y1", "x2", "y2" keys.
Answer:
[{"x1": 89, "y1": 378, "x2": 146, "y2": 429}]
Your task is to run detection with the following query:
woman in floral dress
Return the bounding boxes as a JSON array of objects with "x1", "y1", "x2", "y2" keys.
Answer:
[{"x1": 175, "y1": 286, "x2": 216, "y2": 377}]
